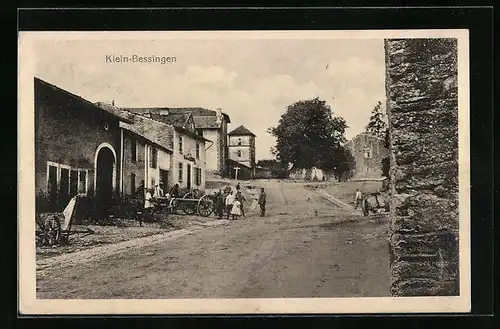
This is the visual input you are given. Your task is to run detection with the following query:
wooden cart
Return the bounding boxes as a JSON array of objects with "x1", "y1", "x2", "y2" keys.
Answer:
[{"x1": 154, "y1": 191, "x2": 216, "y2": 217}]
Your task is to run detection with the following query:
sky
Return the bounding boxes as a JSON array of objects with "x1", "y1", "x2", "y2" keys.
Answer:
[{"x1": 34, "y1": 36, "x2": 386, "y2": 160}]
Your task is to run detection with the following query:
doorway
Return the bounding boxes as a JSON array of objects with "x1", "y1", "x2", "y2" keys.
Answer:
[
  {"x1": 160, "y1": 169, "x2": 169, "y2": 191},
  {"x1": 186, "y1": 164, "x2": 192, "y2": 190},
  {"x1": 95, "y1": 146, "x2": 115, "y2": 215}
]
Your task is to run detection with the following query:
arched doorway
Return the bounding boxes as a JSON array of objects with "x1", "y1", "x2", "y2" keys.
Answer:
[{"x1": 94, "y1": 144, "x2": 117, "y2": 219}]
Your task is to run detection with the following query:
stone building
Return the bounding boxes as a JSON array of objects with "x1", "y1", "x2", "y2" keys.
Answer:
[
  {"x1": 125, "y1": 107, "x2": 230, "y2": 178},
  {"x1": 227, "y1": 125, "x2": 256, "y2": 179},
  {"x1": 35, "y1": 77, "x2": 209, "y2": 219},
  {"x1": 112, "y1": 109, "x2": 175, "y2": 196},
  {"x1": 34, "y1": 77, "x2": 133, "y2": 212},
  {"x1": 346, "y1": 132, "x2": 389, "y2": 179},
  {"x1": 123, "y1": 108, "x2": 210, "y2": 192},
  {"x1": 385, "y1": 38, "x2": 459, "y2": 296}
]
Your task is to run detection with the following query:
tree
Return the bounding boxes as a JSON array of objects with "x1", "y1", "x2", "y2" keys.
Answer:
[
  {"x1": 365, "y1": 101, "x2": 387, "y2": 138},
  {"x1": 268, "y1": 98, "x2": 353, "y2": 178},
  {"x1": 381, "y1": 128, "x2": 390, "y2": 178}
]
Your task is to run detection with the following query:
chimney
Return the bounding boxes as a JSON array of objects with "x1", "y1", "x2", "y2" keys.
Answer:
[
  {"x1": 112, "y1": 100, "x2": 115, "y2": 106},
  {"x1": 216, "y1": 107, "x2": 223, "y2": 124}
]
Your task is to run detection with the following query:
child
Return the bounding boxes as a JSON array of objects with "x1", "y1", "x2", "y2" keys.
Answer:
[
  {"x1": 225, "y1": 190, "x2": 235, "y2": 219},
  {"x1": 143, "y1": 188, "x2": 154, "y2": 225},
  {"x1": 231, "y1": 199, "x2": 242, "y2": 220}
]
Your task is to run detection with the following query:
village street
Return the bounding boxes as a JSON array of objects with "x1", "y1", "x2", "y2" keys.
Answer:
[{"x1": 36, "y1": 180, "x2": 390, "y2": 299}]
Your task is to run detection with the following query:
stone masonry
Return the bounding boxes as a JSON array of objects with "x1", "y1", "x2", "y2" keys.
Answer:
[{"x1": 385, "y1": 38, "x2": 459, "y2": 296}]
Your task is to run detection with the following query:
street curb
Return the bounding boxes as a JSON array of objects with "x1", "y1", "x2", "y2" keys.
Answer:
[
  {"x1": 36, "y1": 219, "x2": 230, "y2": 273},
  {"x1": 315, "y1": 189, "x2": 355, "y2": 211}
]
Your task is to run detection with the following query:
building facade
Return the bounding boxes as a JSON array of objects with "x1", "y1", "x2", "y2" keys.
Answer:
[
  {"x1": 35, "y1": 77, "x2": 208, "y2": 218},
  {"x1": 345, "y1": 132, "x2": 389, "y2": 179},
  {"x1": 227, "y1": 125, "x2": 256, "y2": 178},
  {"x1": 124, "y1": 107, "x2": 230, "y2": 178},
  {"x1": 123, "y1": 109, "x2": 209, "y2": 192},
  {"x1": 115, "y1": 110, "x2": 175, "y2": 197},
  {"x1": 35, "y1": 78, "x2": 133, "y2": 212}
]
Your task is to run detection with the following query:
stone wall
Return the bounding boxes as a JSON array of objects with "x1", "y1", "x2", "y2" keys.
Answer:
[{"x1": 385, "y1": 38, "x2": 460, "y2": 296}]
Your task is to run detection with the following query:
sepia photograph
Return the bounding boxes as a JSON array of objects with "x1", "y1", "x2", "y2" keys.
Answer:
[{"x1": 18, "y1": 29, "x2": 470, "y2": 314}]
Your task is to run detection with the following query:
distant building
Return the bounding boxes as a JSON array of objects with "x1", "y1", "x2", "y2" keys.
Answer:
[
  {"x1": 345, "y1": 132, "x2": 389, "y2": 179},
  {"x1": 124, "y1": 107, "x2": 230, "y2": 178},
  {"x1": 227, "y1": 125, "x2": 256, "y2": 179}
]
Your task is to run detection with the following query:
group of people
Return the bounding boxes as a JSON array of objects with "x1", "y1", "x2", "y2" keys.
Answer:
[
  {"x1": 213, "y1": 183, "x2": 267, "y2": 220},
  {"x1": 135, "y1": 179, "x2": 268, "y2": 224}
]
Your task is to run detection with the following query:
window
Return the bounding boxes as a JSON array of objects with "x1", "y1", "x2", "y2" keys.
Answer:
[
  {"x1": 59, "y1": 168, "x2": 70, "y2": 206},
  {"x1": 196, "y1": 143, "x2": 200, "y2": 159},
  {"x1": 178, "y1": 135, "x2": 183, "y2": 153},
  {"x1": 47, "y1": 165, "x2": 58, "y2": 207},
  {"x1": 197, "y1": 168, "x2": 202, "y2": 186},
  {"x1": 238, "y1": 138, "x2": 242, "y2": 146},
  {"x1": 178, "y1": 162, "x2": 183, "y2": 182},
  {"x1": 46, "y1": 161, "x2": 89, "y2": 210},
  {"x1": 363, "y1": 148, "x2": 372, "y2": 159},
  {"x1": 131, "y1": 137, "x2": 137, "y2": 162},
  {"x1": 237, "y1": 150, "x2": 242, "y2": 158},
  {"x1": 70, "y1": 170, "x2": 78, "y2": 197},
  {"x1": 149, "y1": 147, "x2": 158, "y2": 169},
  {"x1": 130, "y1": 173, "x2": 136, "y2": 196}
]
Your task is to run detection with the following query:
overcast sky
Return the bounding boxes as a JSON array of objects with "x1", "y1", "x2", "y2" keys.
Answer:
[{"x1": 35, "y1": 37, "x2": 386, "y2": 160}]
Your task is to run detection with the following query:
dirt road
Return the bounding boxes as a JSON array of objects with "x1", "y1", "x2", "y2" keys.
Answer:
[{"x1": 36, "y1": 181, "x2": 390, "y2": 298}]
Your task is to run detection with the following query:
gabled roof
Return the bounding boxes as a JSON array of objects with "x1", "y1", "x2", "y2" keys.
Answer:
[
  {"x1": 228, "y1": 125, "x2": 256, "y2": 137},
  {"x1": 35, "y1": 77, "x2": 134, "y2": 124},
  {"x1": 193, "y1": 116, "x2": 220, "y2": 129},
  {"x1": 124, "y1": 107, "x2": 231, "y2": 126},
  {"x1": 150, "y1": 113, "x2": 192, "y2": 128},
  {"x1": 227, "y1": 158, "x2": 252, "y2": 169},
  {"x1": 118, "y1": 112, "x2": 174, "y2": 152}
]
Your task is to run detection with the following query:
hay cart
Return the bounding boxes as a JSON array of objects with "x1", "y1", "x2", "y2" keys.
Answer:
[{"x1": 153, "y1": 190, "x2": 216, "y2": 217}]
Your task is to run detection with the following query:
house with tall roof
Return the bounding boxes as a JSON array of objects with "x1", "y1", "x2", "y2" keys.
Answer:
[
  {"x1": 122, "y1": 108, "x2": 210, "y2": 191},
  {"x1": 35, "y1": 77, "x2": 210, "y2": 221},
  {"x1": 35, "y1": 77, "x2": 134, "y2": 213},
  {"x1": 227, "y1": 125, "x2": 256, "y2": 180},
  {"x1": 124, "y1": 107, "x2": 231, "y2": 177}
]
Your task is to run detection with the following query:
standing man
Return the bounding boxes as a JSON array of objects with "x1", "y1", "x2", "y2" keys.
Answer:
[
  {"x1": 258, "y1": 188, "x2": 266, "y2": 217},
  {"x1": 225, "y1": 190, "x2": 235, "y2": 219},
  {"x1": 354, "y1": 188, "x2": 363, "y2": 210},
  {"x1": 215, "y1": 189, "x2": 225, "y2": 219}
]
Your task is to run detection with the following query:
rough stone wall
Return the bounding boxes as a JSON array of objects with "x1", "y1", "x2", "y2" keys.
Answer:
[
  {"x1": 347, "y1": 133, "x2": 389, "y2": 179},
  {"x1": 385, "y1": 38, "x2": 459, "y2": 296}
]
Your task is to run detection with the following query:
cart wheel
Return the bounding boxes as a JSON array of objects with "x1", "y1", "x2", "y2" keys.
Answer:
[
  {"x1": 182, "y1": 202, "x2": 196, "y2": 215},
  {"x1": 183, "y1": 192, "x2": 194, "y2": 199},
  {"x1": 198, "y1": 195, "x2": 214, "y2": 217},
  {"x1": 169, "y1": 198, "x2": 183, "y2": 215}
]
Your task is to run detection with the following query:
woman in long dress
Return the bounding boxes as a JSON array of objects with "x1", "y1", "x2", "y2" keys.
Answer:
[{"x1": 231, "y1": 199, "x2": 242, "y2": 220}]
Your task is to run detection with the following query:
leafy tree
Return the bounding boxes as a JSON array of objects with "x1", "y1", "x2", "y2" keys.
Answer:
[
  {"x1": 365, "y1": 101, "x2": 387, "y2": 138},
  {"x1": 381, "y1": 128, "x2": 390, "y2": 178},
  {"x1": 268, "y1": 98, "x2": 353, "y2": 178}
]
